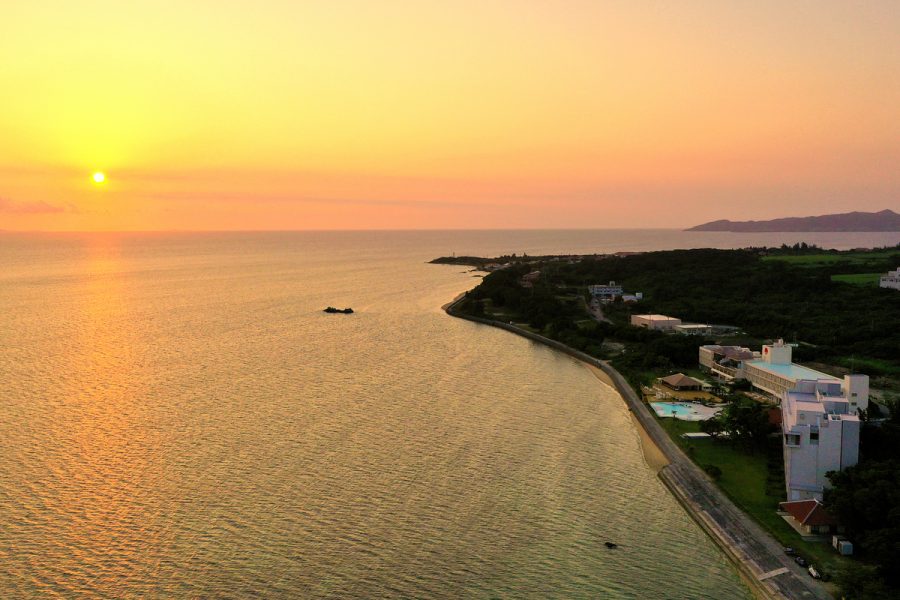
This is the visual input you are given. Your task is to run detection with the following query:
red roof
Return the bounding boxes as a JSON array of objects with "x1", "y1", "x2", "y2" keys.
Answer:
[{"x1": 779, "y1": 499, "x2": 836, "y2": 527}]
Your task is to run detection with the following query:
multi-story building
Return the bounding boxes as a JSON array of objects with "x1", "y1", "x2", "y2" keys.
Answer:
[
  {"x1": 782, "y1": 380, "x2": 861, "y2": 501},
  {"x1": 698, "y1": 339, "x2": 870, "y2": 502},
  {"x1": 741, "y1": 341, "x2": 869, "y2": 413},
  {"x1": 588, "y1": 281, "x2": 624, "y2": 298},
  {"x1": 880, "y1": 268, "x2": 900, "y2": 290},
  {"x1": 675, "y1": 324, "x2": 714, "y2": 336},
  {"x1": 698, "y1": 345, "x2": 756, "y2": 380}
]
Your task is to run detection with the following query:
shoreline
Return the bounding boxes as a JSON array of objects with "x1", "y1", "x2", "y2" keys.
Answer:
[
  {"x1": 442, "y1": 293, "x2": 831, "y2": 600},
  {"x1": 584, "y1": 364, "x2": 669, "y2": 473}
]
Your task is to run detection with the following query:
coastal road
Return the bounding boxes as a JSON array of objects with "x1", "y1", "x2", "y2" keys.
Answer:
[
  {"x1": 602, "y1": 354, "x2": 831, "y2": 600},
  {"x1": 445, "y1": 298, "x2": 832, "y2": 600}
]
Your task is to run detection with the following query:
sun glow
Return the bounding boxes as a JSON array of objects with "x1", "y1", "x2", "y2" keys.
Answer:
[{"x1": 0, "y1": 2, "x2": 897, "y2": 230}]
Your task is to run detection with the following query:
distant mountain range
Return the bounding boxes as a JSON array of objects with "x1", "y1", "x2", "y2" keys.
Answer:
[{"x1": 687, "y1": 209, "x2": 900, "y2": 232}]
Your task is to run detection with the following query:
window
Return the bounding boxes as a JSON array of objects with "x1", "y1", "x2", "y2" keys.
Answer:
[{"x1": 810, "y1": 431, "x2": 819, "y2": 445}]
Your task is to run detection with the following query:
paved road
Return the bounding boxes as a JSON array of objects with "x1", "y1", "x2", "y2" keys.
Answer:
[
  {"x1": 604, "y1": 356, "x2": 831, "y2": 600},
  {"x1": 445, "y1": 299, "x2": 833, "y2": 600}
]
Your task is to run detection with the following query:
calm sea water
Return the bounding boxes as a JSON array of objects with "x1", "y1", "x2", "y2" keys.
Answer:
[{"x1": 1, "y1": 230, "x2": 896, "y2": 598}]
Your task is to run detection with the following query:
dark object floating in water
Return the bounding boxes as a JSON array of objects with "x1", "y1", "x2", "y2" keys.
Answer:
[
  {"x1": 324, "y1": 307, "x2": 354, "y2": 314},
  {"x1": 604, "y1": 542, "x2": 617, "y2": 549}
]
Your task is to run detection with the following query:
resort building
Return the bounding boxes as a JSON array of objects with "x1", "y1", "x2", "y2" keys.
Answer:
[
  {"x1": 699, "y1": 339, "x2": 870, "y2": 503},
  {"x1": 631, "y1": 314, "x2": 681, "y2": 330},
  {"x1": 778, "y1": 499, "x2": 839, "y2": 536},
  {"x1": 675, "y1": 323, "x2": 714, "y2": 336},
  {"x1": 658, "y1": 373, "x2": 705, "y2": 392},
  {"x1": 880, "y1": 268, "x2": 900, "y2": 290},
  {"x1": 782, "y1": 379, "x2": 862, "y2": 501},
  {"x1": 742, "y1": 341, "x2": 869, "y2": 412},
  {"x1": 698, "y1": 345, "x2": 756, "y2": 380},
  {"x1": 588, "y1": 281, "x2": 624, "y2": 299}
]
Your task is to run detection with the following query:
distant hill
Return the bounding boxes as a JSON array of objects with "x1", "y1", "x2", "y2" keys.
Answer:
[{"x1": 687, "y1": 209, "x2": 900, "y2": 232}]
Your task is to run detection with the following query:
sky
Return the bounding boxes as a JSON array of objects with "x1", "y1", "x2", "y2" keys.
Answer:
[{"x1": 1, "y1": 1, "x2": 898, "y2": 230}]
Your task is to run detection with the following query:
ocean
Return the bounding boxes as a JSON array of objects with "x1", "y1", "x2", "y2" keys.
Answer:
[{"x1": 1, "y1": 229, "x2": 896, "y2": 598}]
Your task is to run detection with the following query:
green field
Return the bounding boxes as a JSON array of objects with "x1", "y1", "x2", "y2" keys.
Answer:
[
  {"x1": 830, "y1": 273, "x2": 881, "y2": 286},
  {"x1": 763, "y1": 250, "x2": 898, "y2": 266},
  {"x1": 656, "y1": 416, "x2": 851, "y2": 577}
]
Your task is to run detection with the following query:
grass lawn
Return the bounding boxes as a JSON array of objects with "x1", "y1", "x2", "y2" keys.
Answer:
[
  {"x1": 654, "y1": 416, "x2": 853, "y2": 578},
  {"x1": 763, "y1": 250, "x2": 898, "y2": 266},
  {"x1": 834, "y1": 356, "x2": 900, "y2": 379},
  {"x1": 830, "y1": 273, "x2": 882, "y2": 286}
]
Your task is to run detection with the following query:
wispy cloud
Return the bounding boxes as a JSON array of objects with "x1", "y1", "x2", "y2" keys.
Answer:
[{"x1": 0, "y1": 197, "x2": 67, "y2": 214}]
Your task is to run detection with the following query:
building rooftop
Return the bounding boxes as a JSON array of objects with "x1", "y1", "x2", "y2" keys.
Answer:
[
  {"x1": 659, "y1": 373, "x2": 704, "y2": 388},
  {"x1": 779, "y1": 499, "x2": 836, "y2": 527},
  {"x1": 702, "y1": 345, "x2": 756, "y2": 360},
  {"x1": 744, "y1": 360, "x2": 838, "y2": 383},
  {"x1": 784, "y1": 390, "x2": 859, "y2": 430},
  {"x1": 787, "y1": 393, "x2": 827, "y2": 410}
]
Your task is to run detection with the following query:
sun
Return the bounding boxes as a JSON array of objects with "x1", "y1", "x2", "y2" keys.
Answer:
[{"x1": 92, "y1": 171, "x2": 106, "y2": 184}]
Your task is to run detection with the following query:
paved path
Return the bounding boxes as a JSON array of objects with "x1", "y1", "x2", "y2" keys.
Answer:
[
  {"x1": 444, "y1": 297, "x2": 832, "y2": 600},
  {"x1": 581, "y1": 296, "x2": 612, "y2": 324}
]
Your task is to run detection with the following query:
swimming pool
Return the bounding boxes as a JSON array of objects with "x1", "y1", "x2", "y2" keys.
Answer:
[{"x1": 650, "y1": 401, "x2": 721, "y2": 421}]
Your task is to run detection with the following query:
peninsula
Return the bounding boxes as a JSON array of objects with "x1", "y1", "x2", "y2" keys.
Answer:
[{"x1": 687, "y1": 209, "x2": 900, "y2": 232}]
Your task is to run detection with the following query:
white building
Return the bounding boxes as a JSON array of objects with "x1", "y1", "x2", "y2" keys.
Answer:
[
  {"x1": 675, "y1": 324, "x2": 713, "y2": 336},
  {"x1": 742, "y1": 340, "x2": 869, "y2": 413},
  {"x1": 699, "y1": 340, "x2": 869, "y2": 502},
  {"x1": 589, "y1": 281, "x2": 624, "y2": 298},
  {"x1": 631, "y1": 314, "x2": 681, "y2": 330},
  {"x1": 782, "y1": 379, "x2": 861, "y2": 501},
  {"x1": 699, "y1": 345, "x2": 757, "y2": 380},
  {"x1": 880, "y1": 268, "x2": 900, "y2": 290}
]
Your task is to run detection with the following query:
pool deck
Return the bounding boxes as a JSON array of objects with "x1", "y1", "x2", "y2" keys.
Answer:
[
  {"x1": 650, "y1": 401, "x2": 721, "y2": 421},
  {"x1": 444, "y1": 296, "x2": 832, "y2": 600}
]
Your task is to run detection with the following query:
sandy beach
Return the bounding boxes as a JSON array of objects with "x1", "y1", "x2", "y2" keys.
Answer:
[{"x1": 584, "y1": 364, "x2": 669, "y2": 473}]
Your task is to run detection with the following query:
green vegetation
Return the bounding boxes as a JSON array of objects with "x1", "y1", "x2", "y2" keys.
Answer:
[
  {"x1": 762, "y1": 250, "x2": 897, "y2": 266},
  {"x1": 824, "y1": 401, "x2": 900, "y2": 596},
  {"x1": 658, "y1": 417, "x2": 848, "y2": 575},
  {"x1": 827, "y1": 461, "x2": 900, "y2": 592},
  {"x1": 455, "y1": 245, "x2": 900, "y2": 394},
  {"x1": 830, "y1": 273, "x2": 881, "y2": 286},
  {"x1": 708, "y1": 397, "x2": 775, "y2": 450},
  {"x1": 670, "y1": 422, "x2": 854, "y2": 579},
  {"x1": 456, "y1": 245, "x2": 900, "y2": 371},
  {"x1": 447, "y1": 244, "x2": 900, "y2": 590}
]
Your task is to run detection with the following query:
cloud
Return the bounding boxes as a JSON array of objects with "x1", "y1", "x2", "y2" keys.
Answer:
[{"x1": 0, "y1": 197, "x2": 67, "y2": 214}]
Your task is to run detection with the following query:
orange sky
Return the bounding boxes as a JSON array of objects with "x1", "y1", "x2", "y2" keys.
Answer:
[{"x1": 1, "y1": 1, "x2": 898, "y2": 230}]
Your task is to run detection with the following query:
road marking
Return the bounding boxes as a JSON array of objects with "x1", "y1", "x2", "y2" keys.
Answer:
[{"x1": 759, "y1": 567, "x2": 789, "y2": 580}]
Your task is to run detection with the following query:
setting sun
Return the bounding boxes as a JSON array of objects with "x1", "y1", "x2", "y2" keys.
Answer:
[{"x1": 92, "y1": 172, "x2": 106, "y2": 184}]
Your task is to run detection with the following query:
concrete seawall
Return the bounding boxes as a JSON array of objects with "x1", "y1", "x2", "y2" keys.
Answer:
[{"x1": 444, "y1": 294, "x2": 832, "y2": 600}]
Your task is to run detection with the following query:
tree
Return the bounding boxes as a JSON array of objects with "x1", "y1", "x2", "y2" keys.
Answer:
[
  {"x1": 834, "y1": 565, "x2": 894, "y2": 600},
  {"x1": 703, "y1": 464, "x2": 722, "y2": 481},
  {"x1": 699, "y1": 417, "x2": 726, "y2": 440},
  {"x1": 719, "y1": 398, "x2": 775, "y2": 450},
  {"x1": 826, "y1": 461, "x2": 900, "y2": 589}
]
